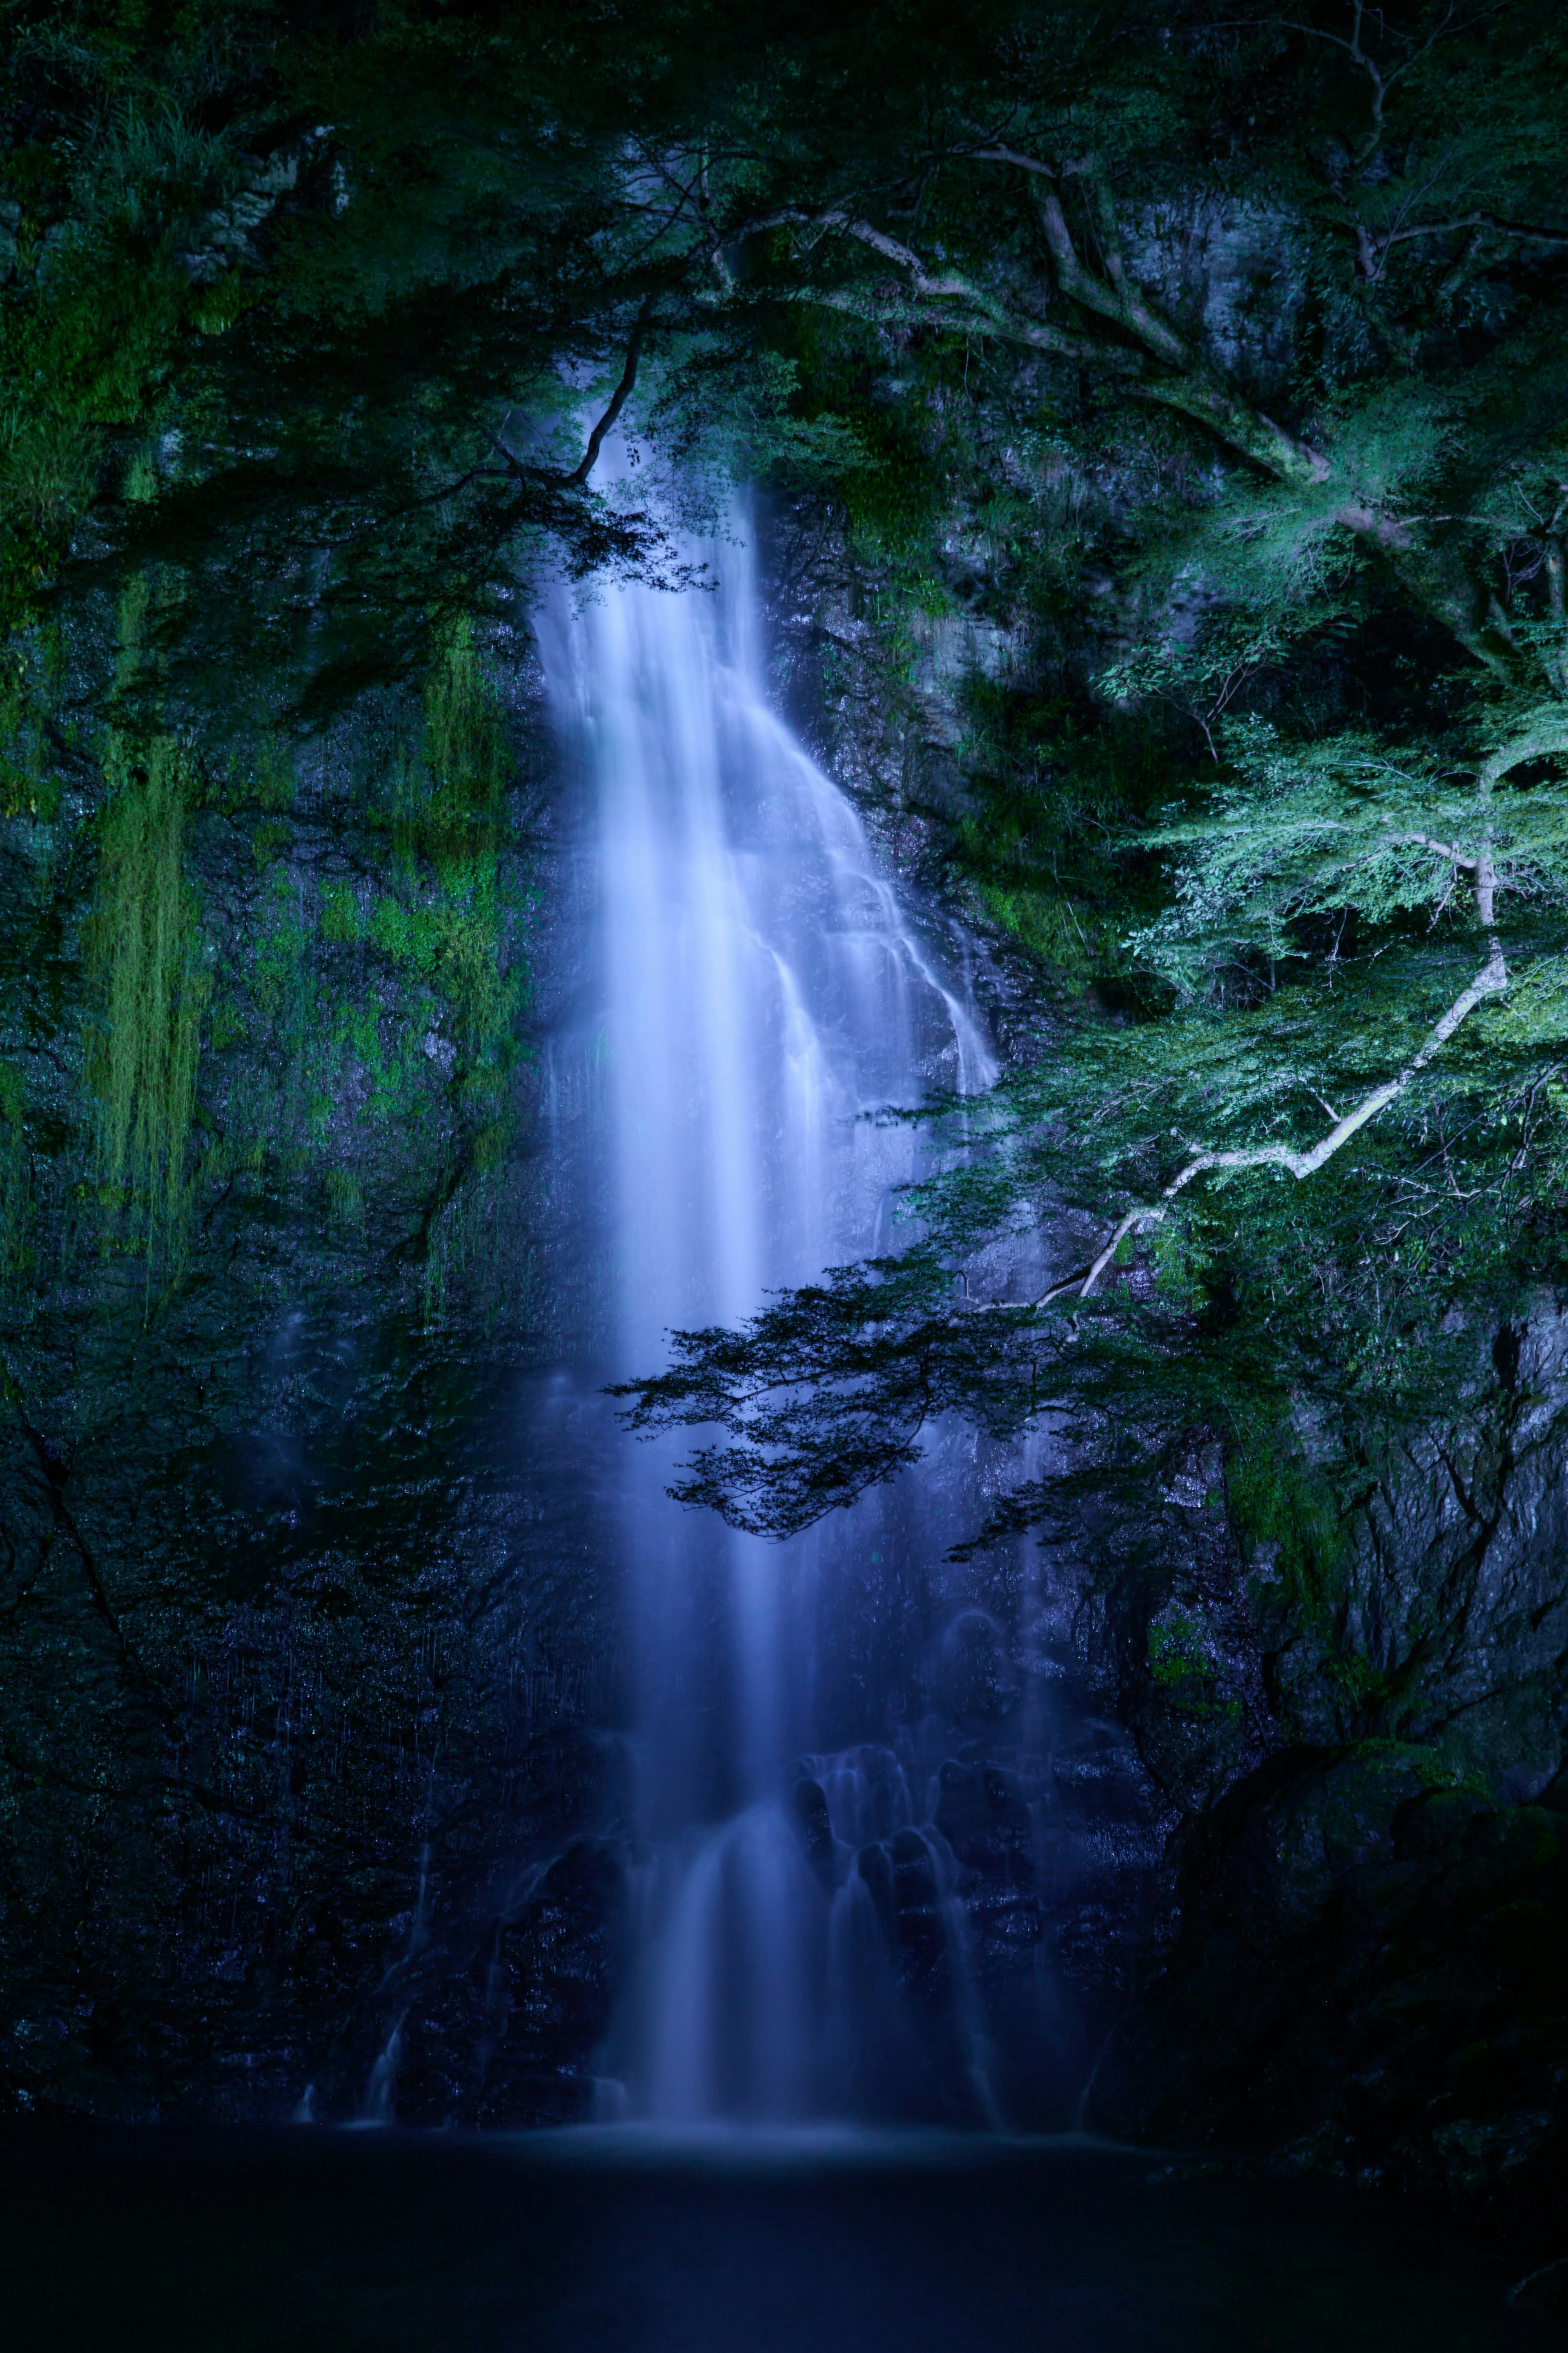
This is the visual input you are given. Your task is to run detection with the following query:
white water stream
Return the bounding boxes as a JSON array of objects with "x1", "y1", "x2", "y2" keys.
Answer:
[{"x1": 541, "y1": 516, "x2": 999, "y2": 2123}]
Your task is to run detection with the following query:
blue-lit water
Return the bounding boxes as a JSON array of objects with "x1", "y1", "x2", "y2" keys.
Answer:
[
  {"x1": 2, "y1": 2122, "x2": 1545, "y2": 2351},
  {"x1": 539, "y1": 517, "x2": 1015, "y2": 2123}
]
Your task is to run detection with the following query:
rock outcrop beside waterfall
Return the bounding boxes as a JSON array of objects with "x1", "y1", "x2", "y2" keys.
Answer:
[
  {"x1": 780, "y1": 472, "x2": 1568, "y2": 2212},
  {"x1": 1080, "y1": 1306, "x2": 1568, "y2": 2217},
  {"x1": 5, "y1": 474, "x2": 1566, "y2": 2215},
  {"x1": 0, "y1": 647, "x2": 621, "y2": 2123}
]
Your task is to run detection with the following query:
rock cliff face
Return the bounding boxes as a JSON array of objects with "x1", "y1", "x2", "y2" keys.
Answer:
[
  {"x1": 1084, "y1": 1311, "x2": 1568, "y2": 2217},
  {"x1": 0, "y1": 635, "x2": 627, "y2": 2123},
  {"x1": 3, "y1": 483, "x2": 1566, "y2": 2222},
  {"x1": 775, "y1": 488, "x2": 1568, "y2": 2213}
]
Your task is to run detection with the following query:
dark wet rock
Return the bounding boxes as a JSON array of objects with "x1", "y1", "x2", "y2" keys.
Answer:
[
  {"x1": 472, "y1": 2063, "x2": 597, "y2": 2130},
  {"x1": 925, "y1": 1610, "x2": 1019, "y2": 1726},
  {"x1": 507, "y1": 1727, "x2": 632, "y2": 1851},
  {"x1": 935, "y1": 1757, "x2": 1033, "y2": 1881},
  {"x1": 787, "y1": 1774, "x2": 840, "y2": 1889},
  {"x1": 884, "y1": 1830, "x2": 947, "y2": 2003},
  {"x1": 496, "y1": 1839, "x2": 626, "y2": 2079},
  {"x1": 1093, "y1": 1749, "x2": 1568, "y2": 2229}
]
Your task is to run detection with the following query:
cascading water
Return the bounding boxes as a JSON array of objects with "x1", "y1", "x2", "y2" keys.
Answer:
[{"x1": 540, "y1": 509, "x2": 1015, "y2": 2126}]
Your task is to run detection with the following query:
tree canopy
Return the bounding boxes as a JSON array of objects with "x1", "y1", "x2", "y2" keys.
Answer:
[{"x1": 5, "y1": 0, "x2": 1568, "y2": 1577}]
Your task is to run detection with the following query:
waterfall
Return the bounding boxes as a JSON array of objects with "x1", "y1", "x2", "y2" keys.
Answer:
[{"x1": 539, "y1": 513, "x2": 1001, "y2": 2124}]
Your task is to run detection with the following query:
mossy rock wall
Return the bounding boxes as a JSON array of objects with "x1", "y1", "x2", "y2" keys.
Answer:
[{"x1": 0, "y1": 626, "x2": 623, "y2": 2121}]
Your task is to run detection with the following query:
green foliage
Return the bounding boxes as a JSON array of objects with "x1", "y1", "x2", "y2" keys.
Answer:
[
  {"x1": 1129, "y1": 714, "x2": 1568, "y2": 991},
  {"x1": 641, "y1": 342, "x2": 877, "y2": 509},
  {"x1": 0, "y1": 30, "x2": 243, "y2": 633}
]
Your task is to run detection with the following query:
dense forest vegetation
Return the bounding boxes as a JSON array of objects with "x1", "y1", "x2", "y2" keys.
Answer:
[
  {"x1": 5, "y1": 0, "x2": 1568, "y2": 2239},
  {"x1": 7, "y1": 0, "x2": 1567, "y2": 1526}
]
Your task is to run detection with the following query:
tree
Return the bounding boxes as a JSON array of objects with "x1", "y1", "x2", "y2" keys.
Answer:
[
  {"x1": 5, "y1": 0, "x2": 1567, "y2": 1483},
  {"x1": 606, "y1": 3, "x2": 1568, "y2": 1555}
]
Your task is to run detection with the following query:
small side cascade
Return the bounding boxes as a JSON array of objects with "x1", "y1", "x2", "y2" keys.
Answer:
[
  {"x1": 355, "y1": 1802, "x2": 439, "y2": 2123},
  {"x1": 361, "y1": 2015, "x2": 404, "y2": 2125}
]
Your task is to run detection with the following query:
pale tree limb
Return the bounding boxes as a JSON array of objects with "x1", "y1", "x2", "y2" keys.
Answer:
[
  {"x1": 959, "y1": 930, "x2": 1506, "y2": 1320},
  {"x1": 1073, "y1": 935, "x2": 1508, "y2": 1296},
  {"x1": 735, "y1": 205, "x2": 1046, "y2": 322},
  {"x1": 971, "y1": 727, "x2": 1568, "y2": 1317},
  {"x1": 1383, "y1": 827, "x2": 1476, "y2": 868},
  {"x1": 775, "y1": 277, "x2": 1108, "y2": 367},
  {"x1": 1365, "y1": 212, "x2": 1568, "y2": 265}
]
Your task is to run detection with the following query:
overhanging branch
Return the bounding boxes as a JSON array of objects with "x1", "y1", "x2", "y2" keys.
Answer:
[
  {"x1": 1052, "y1": 728, "x2": 1568, "y2": 1303},
  {"x1": 1074, "y1": 935, "x2": 1505, "y2": 1297}
]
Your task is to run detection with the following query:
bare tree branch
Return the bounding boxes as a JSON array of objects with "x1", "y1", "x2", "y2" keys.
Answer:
[
  {"x1": 731, "y1": 142, "x2": 1537, "y2": 676},
  {"x1": 564, "y1": 299, "x2": 655, "y2": 487}
]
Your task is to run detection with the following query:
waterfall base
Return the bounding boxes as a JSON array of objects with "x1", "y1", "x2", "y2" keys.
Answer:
[
  {"x1": 0, "y1": 2121, "x2": 1539, "y2": 2351},
  {"x1": 616, "y1": 1749, "x2": 1010, "y2": 2127}
]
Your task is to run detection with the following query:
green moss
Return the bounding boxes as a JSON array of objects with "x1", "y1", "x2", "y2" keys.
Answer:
[
  {"x1": 83, "y1": 734, "x2": 211, "y2": 1276},
  {"x1": 1326, "y1": 1652, "x2": 1398, "y2": 1713},
  {"x1": 1146, "y1": 1604, "x2": 1240, "y2": 1720},
  {"x1": 366, "y1": 894, "x2": 440, "y2": 972},
  {"x1": 0, "y1": 748, "x2": 60, "y2": 824},
  {"x1": 325, "y1": 1167, "x2": 363, "y2": 1229},
  {"x1": 252, "y1": 870, "x2": 308, "y2": 1028},
  {"x1": 320, "y1": 883, "x2": 362, "y2": 944},
  {"x1": 251, "y1": 819, "x2": 291, "y2": 870},
  {"x1": 207, "y1": 999, "x2": 247, "y2": 1053},
  {"x1": 1148, "y1": 1606, "x2": 1213, "y2": 1690},
  {"x1": 218, "y1": 738, "x2": 296, "y2": 816},
  {"x1": 969, "y1": 879, "x2": 1107, "y2": 979},
  {"x1": 0, "y1": 632, "x2": 65, "y2": 821},
  {"x1": 367, "y1": 618, "x2": 524, "y2": 1128},
  {"x1": 416, "y1": 615, "x2": 507, "y2": 883},
  {"x1": 1343, "y1": 1737, "x2": 1483, "y2": 1796},
  {"x1": 946, "y1": 685, "x2": 1165, "y2": 988},
  {"x1": 471, "y1": 1113, "x2": 510, "y2": 1175},
  {"x1": 1228, "y1": 1437, "x2": 1348, "y2": 1622}
]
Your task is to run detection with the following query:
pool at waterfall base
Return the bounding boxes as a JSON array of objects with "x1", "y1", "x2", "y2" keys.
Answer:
[{"x1": 2, "y1": 2120, "x2": 1557, "y2": 2349}]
